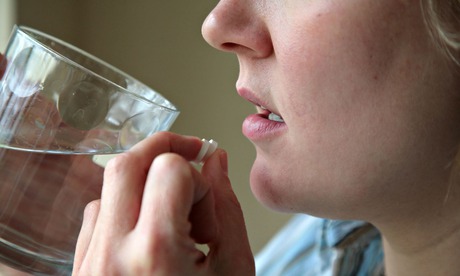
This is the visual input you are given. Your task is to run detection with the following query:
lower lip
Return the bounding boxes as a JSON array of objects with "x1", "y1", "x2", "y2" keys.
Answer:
[{"x1": 242, "y1": 113, "x2": 287, "y2": 141}]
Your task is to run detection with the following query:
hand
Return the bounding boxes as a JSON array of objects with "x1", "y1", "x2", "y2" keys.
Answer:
[{"x1": 72, "y1": 132, "x2": 255, "y2": 275}]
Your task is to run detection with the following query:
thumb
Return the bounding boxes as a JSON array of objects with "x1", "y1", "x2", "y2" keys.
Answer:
[{"x1": 201, "y1": 150, "x2": 255, "y2": 275}]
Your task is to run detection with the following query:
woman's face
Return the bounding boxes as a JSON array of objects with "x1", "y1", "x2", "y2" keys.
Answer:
[{"x1": 202, "y1": 1, "x2": 460, "y2": 221}]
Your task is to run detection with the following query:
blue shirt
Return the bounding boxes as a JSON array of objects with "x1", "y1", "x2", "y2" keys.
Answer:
[{"x1": 255, "y1": 215, "x2": 384, "y2": 276}]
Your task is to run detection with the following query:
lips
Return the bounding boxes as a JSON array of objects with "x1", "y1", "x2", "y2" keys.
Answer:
[{"x1": 238, "y1": 87, "x2": 287, "y2": 141}]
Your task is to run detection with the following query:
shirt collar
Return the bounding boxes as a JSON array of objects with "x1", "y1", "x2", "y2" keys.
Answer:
[{"x1": 322, "y1": 219, "x2": 373, "y2": 247}]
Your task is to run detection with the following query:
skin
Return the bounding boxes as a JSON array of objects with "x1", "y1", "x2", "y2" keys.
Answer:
[
  {"x1": 72, "y1": 132, "x2": 255, "y2": 275},
  {"x1": 1, "y1": 54, "x2": 254, "y2": 275},
  {"x1": 3, "y1": 0, "x2": 460, "y2": 274},
  {"x1": 202, "y1": 0, "x2": 460, "y2": 275}
]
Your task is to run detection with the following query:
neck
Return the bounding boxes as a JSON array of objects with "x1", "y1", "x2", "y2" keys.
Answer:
[
  {"x1": 382, "y1": 225, "x2": 460, "y2": 276},
  {"x1": 377, "y1": 179, "x2": 460, "y2": 276}
]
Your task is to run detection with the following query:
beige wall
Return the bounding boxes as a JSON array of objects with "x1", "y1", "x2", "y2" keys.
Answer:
[
  {"x1": 0, "y1": 0, "x2": 16, "y2": 50},
  {"x1": 13, "y1": 0, "x2": 292, "y2": 253}
]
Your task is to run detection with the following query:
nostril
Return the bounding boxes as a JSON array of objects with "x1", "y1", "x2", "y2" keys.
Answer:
[{"x1": 221, "y1": 42, "x2": 240, "y2": 51}]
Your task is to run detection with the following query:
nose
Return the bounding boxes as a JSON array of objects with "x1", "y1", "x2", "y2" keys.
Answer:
[{"x1": 202, "y1": 1, "x2": 273, "y2": 58}]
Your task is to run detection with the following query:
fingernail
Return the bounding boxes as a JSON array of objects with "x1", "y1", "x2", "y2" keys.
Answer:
[{"x1": 220, "y1": 150, "x2": 228, "y2": 175}]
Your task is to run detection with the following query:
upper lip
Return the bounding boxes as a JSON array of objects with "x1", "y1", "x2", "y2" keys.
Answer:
[{"x1": 237, "y1": 87, "x2": 282, "y2": 118}]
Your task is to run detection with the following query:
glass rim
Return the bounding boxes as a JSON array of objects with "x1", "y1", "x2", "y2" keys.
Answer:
[{"x1": 13, "y1": 25, "x2": 179, "y2": 114}]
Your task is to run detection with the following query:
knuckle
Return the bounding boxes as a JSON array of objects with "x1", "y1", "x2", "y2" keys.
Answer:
[
  {"x1": 153, "y1": 153, "x2": 191, "y2": 176},
  {"x1": 84, "y1": 199, "x2": 101, "y2": 219},
  {"x1": 118, "y1": 236, "x2": 167, "y2": 275},
  {"x1": 154, "y1": 130, "x2": 173, "y2": 141},
  {"x1": 104, "y1": 152, "x2": 138, "y2": 176},
  {"x1": 147, "y1": 131, "x2": 174, "y2": 147}
]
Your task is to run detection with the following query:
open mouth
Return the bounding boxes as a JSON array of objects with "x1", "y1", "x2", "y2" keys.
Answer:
[
  {"x1": 259, "y1": 106, "x2": 284, "y2": 123},
  {"x1": 268, "y1": 112, "x2": 284, "y2": 123}
]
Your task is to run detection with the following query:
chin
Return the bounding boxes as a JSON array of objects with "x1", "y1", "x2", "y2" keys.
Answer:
[
  {"x1": 249, "y1": 161, "x2": 303, "y2": 213},
  {"x1": 249, "y1": 159, "x2": 371, "y2": 219}
]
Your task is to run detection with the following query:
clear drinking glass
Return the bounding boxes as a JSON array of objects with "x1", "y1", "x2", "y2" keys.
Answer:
[{"x1": 0, "y1": 25, "x2": 179, "y2": 275}]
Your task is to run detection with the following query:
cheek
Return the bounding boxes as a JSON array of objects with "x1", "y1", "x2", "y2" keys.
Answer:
[
  {"x1": 274, "y1": 8, "x2": 406, "y2": 170},
  {"x1": 275, "y1": 1, "x2": 403, "y2": 116},
  {"x1": 280, "y1": 33, "x2": 394, "y2": 115},
  {"x1": 249, "y1": 2, "x2": 460, "y2": 219},
  {"x1": 254, "y1": 45, "x2": 420, "y2": 216}
]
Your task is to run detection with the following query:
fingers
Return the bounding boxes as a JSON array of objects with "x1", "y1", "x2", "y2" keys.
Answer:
[
  {"x1": 96, "y1": 132, "x2": 204, "y2": 236},
  {"x1": 106, "y1": 153, "x2": 215, "y2": 276},
  {"x1": 72, "y1": 133, "x2": 206, "y2": 271},
  {"x1": 202, "y1": 150, "x2": 256, "y2": 274},
  {"x1": 96, "y1": 153, "x2": 145, "y2": 238},
  {"x1": 73, "y1": 132, "x2": 255, "y2": 275},
  {"x1": 127, "y1": 131, "x2": 204, "y2": 165},
  {"x1": 136, "y1": 153, "x2": 216, "y2": 244},
  {"x1": 73, "y1": 200, "x2": 100, "y2": 275}
]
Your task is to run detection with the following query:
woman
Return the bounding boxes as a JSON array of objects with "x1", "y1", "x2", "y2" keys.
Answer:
[{"x1": 73, "y1": 0, "x2": 460, "y2": 275}]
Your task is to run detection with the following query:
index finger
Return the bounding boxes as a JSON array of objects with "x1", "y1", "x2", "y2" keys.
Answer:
[
  {"x1": 127, "y1": 131, "x2": 204, "y2": 166},
  {"x1": 97, "y1": 132, "x2": 204, "y2": 236}
]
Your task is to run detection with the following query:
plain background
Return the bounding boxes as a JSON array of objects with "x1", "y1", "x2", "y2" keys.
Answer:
[{"x1": 0, "y1": 0, "x2": 292, "y2": 254}]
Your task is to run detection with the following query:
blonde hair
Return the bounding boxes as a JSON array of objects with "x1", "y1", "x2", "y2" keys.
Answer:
[
  {"x1": 422, "y1": 1, "x2": 460, "y2": 203},
  {"x1": 421, "y1": 0, "x2": 460, "y2": 65}
]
